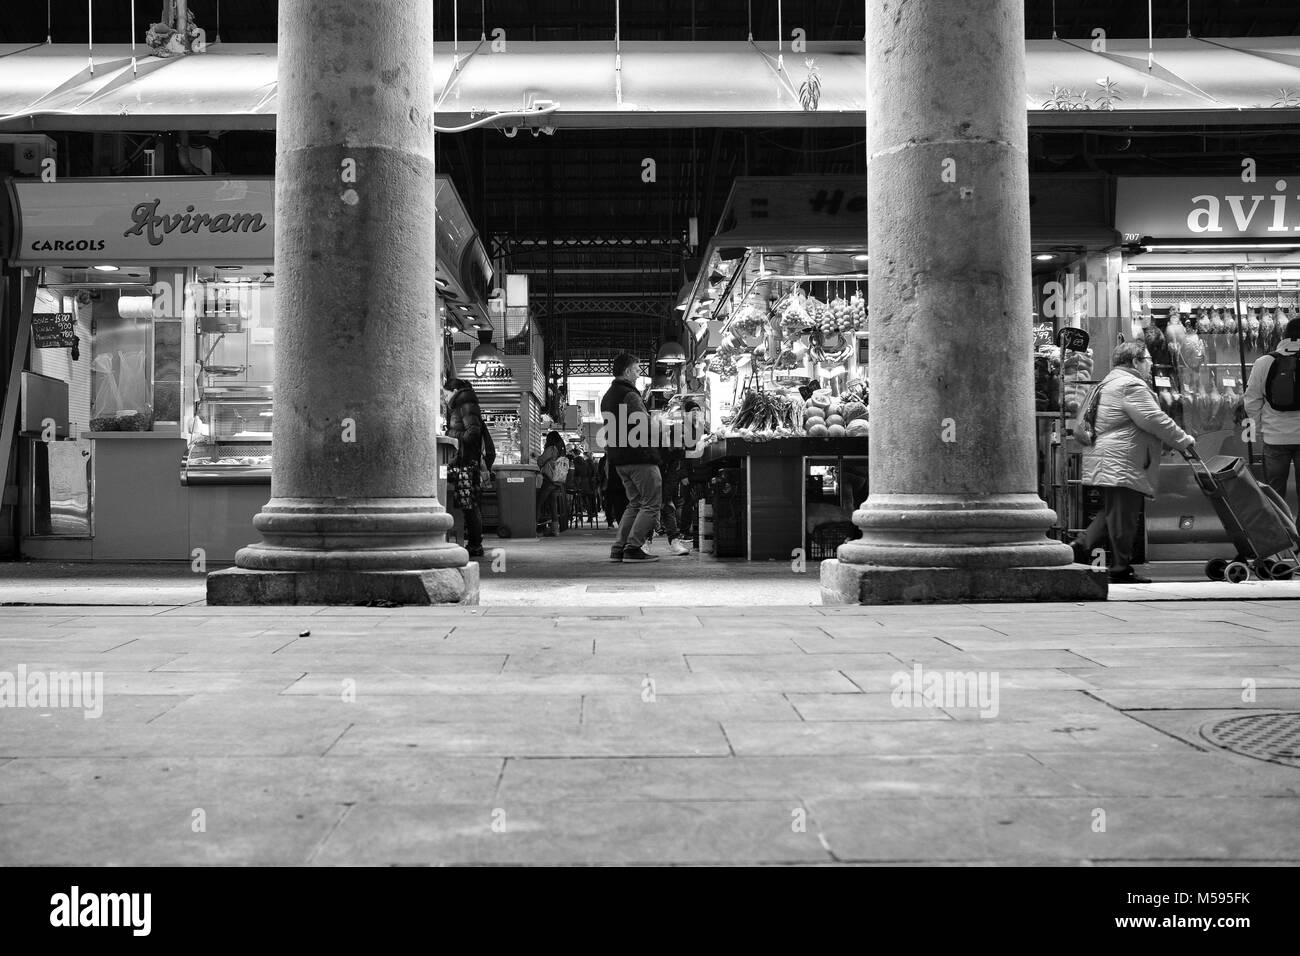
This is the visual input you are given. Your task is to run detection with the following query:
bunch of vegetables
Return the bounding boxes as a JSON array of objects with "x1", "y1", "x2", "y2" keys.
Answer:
[{"x1": 727, "y1": 389, "x2": 802, "y2": 438}]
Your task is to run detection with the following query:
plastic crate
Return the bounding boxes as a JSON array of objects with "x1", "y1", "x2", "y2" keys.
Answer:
[{"x1": 807, "y1": 521, "x2": 860, "y2": 560}]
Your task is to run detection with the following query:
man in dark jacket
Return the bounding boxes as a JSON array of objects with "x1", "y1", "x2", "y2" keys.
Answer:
[
  {"x1": 600, "y1": 353, "x2": 660, "y2": 562},
  {"x1": 444, "y1": 378, "x2": 495, "y2": 557}
]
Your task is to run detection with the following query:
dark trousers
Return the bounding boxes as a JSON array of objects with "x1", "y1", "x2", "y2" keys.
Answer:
[
  {"x1": 1262, "y1": 443, "x2": 1300, "y2": 509},
  {"x1": 1078, "y1": 486, "x2": 1144, "y2": 575},
  {"x1": 463, "y1": 504, "x2": 483, "y2": 550}
]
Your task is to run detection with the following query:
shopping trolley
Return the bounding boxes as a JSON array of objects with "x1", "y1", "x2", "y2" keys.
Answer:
[{"x1": 1185, "y1": 450, "x2": 1300, "y2": 582}]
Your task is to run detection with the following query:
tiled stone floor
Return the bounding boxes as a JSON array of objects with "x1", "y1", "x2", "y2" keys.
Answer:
[{"x1": 1, "y1": 600, "x2": 1298, "y2": 864}]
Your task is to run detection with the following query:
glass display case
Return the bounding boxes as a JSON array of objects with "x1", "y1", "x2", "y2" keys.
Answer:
[{"x1": 180, "y1": 386, "x2": 273, "y2": 484}]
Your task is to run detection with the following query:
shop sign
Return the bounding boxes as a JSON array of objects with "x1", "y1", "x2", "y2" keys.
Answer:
[
  {"x1": 8, "y1": 177, "x2": 274, "y2": 265},
  {"x1": 32, "y1": 312, "x2": 76, "y2": 348},
  {"x1": 719, "y1": 177, "x2": 868, "y2": 235},
  {"x1": 1115, "y1": 176, "x2": 1300, "y2": 241}
]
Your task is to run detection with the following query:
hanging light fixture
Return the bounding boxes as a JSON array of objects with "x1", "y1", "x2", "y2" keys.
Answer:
[
  {"x1": 471, "y1": 330, "x2": 504, "y2": 377},
  {"x1": 655, "y1": 341, "x2": 687, "y2": 365}
]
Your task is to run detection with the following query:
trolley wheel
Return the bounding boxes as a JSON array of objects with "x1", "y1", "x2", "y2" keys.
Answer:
[
  {"x1": 1224, "y1": 561, "x2": 1251, "y2": 584},
  {"x1": 497, "y1": 524, "x2": 511, "y2": 539},
  {"x1": 1255, "y1": 559, "x2": 1274, "y2": 580},
  {"x1": 1268, "y1": 560, "x2": 1294, "y2": 581},
  {"x1": 1205, "y1": 558, "x2": 1228, "y2": 581}
]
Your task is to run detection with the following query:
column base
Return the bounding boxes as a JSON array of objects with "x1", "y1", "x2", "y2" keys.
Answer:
[
  {"x1": 207, "y1": 565, "x2": 480, "y2": 606},
  {"x1": 820, "y1": 560, "x2": 1107, "y2": 605}
]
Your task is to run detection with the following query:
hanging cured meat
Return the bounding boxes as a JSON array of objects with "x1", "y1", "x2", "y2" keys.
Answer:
[
  {"x1": 1247, "y1": 309, "x2": 1261, "y2": 348},
  {"x1": 1181, "y1": 328, "x2": 1205, "y2": 370},
  {"x1": 1210, "y1": 309, "x2": 1226, "y2": 335}
]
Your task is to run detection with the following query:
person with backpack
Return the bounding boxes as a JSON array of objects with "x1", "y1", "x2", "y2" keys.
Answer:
[
  {"x1": 1070, "y1": 342, "x2": 1195, "y2": 584},
  {"x1": 535, "y1": 430, "x2": 567, "y2": 537},
  {"x1": 1244, "y1": 317, "x2": 1300, "y2": 507}
]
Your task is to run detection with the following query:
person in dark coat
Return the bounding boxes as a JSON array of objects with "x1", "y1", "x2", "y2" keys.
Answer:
[
  {"x1": 444, "y1": 378, "x2": 495, "y2": 557},
  {"x1": 600, "y1": 353, "x2": 660, "y2": 562}
]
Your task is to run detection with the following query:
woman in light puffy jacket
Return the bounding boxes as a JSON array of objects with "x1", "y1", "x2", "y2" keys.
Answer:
[{"x1": 1072, "y1": 342, "x2": 1195, "y2": 583}]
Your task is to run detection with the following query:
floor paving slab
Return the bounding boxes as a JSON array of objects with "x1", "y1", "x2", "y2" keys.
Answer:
[
  {"x1": 310, "y1": 800, "x2": 832, "y2": 865},
  {"x1": 496, "y1": 754, "x2": 1078, "y2": 802},
  {"x1": 327, "y1": 718, "x2": 732, "y2": 758},
  {"x1": 1086, "y1": 687, "x2": 1300, "y2": 710},
  {"x1": 0, "y1": 801, "x2": 348, "y2": 866},
  {"x1": 579, "y1": 693, "x2": 802, "y2": 723},
  {"x1": 806, "y1": 796, "x2": 1300, "y2": 863},
  {"x1": 1025, "y1": 752, "x2": 1300, "y2": 797},
  {"x1": 721, "y1": 717, "x2": 1196, "y2": 757},
  {"x1": 0, "y1": 755, "x2": 505, "y2": 805}
]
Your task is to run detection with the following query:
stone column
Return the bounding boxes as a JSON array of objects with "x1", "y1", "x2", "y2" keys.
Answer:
[
  {"x1": 820, "y1": 0, "x2": 1104, "y2": 604},
  {"x1": 209, "y1": 0, "x2": 477, "y2": 605}
]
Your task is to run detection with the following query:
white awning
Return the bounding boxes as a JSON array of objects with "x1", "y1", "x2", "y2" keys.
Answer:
[{"x1": 0, "y1": 38, "x2": 1297, "y2": 132}]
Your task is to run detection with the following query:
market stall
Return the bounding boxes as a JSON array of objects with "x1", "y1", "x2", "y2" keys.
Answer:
[
  {"x1": 1111, "y1": 175, "x2": 1300, "y2": 572},
  {"x1": 674, "y1": 177, "x2": 871, "y2": 561},
  {"x1": 6, "y1": 174, "x2": 492, "y2": 561}
]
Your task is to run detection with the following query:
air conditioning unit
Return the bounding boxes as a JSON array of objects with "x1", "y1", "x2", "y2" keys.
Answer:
[{"x1": 0, "y1": 134, "x2": 57, "y2": 177}]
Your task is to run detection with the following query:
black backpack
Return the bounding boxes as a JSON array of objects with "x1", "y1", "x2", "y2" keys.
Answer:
[{"x1": 1265, "y1": 352, "x2": 1300, "y2": 411}]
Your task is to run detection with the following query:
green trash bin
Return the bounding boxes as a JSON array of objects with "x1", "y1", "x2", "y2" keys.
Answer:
[{"x1": 492, "y1": 463, "x2": 542, "y2": 539}]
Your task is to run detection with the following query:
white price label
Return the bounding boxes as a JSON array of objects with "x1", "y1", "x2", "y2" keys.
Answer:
[
  {"x1": 507, "y1": 477, "x2": 525, "y2": 483},
  {"x1": 1154, "y1": 376, "x2": 1173, "y2": 388},
  {"x1": 439, "y1": 465, "x2": 448, "y2": 479},
  {"x1": 1222, "y1": 378, "x2": 1237, "y2": 388},
  {"x1": 1177, "y1": 301, "x2": 1191, "y2": 314}
]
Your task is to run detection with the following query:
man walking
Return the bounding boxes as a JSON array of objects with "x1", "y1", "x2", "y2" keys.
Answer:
[
  {"x1": 600, "y1": 353, "x2": 661, "y2": 562},
  {"x1": 1245, "y1": 317, "x2": 1300, "y2": 511}
]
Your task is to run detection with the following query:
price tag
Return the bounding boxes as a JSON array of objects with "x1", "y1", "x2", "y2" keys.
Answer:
[
  {"x1": 439, "y1": 465, "x2": 448, "y2": 479},
  {"x1": 1222, "y1": 378, "x2": 1236, "y2": 388},
  {"x1": 1154, "y1": 375, "x2": 1173, "y2": 388},
  {"x1": 507, "y1": 477, "x2": 525, "y2": 483},
  {"x1": 1178, "y1": 301, "x2": 1191, "y2": 314}
]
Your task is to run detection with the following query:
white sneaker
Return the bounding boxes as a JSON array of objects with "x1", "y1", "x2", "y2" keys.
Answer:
[
  {"x1": 669, "y1": 538, "x2": 691, "y2": 556},
  {"x1": 641, "y1": 541, "x2": 654, "y2": 555}
]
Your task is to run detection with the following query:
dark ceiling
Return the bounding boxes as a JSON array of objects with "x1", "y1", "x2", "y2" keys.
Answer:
[
  {"x1": 6, "y1": 2, "x2": 1300, "y2": 374},
  {"x1": 3, "y1": 2, "x2": 1300, "y2": 43}
]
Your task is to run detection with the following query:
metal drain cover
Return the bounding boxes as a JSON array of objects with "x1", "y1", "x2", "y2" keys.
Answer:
[{"x1": 1199, "y1": 712, "x2": 1300, "y2": 768}]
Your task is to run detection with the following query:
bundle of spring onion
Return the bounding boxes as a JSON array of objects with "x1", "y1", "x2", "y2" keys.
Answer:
[{"x1": 726, "y1": 389, "x2": 804, "y2": 439}]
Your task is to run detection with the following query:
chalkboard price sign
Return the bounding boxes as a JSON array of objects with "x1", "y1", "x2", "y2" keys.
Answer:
[
  {"x1": 1056, "y1": 327, "x2": 1090, "y2": 353},
  {"x1": 33, "y1": 313, "x2": 76, "y2": 349}
]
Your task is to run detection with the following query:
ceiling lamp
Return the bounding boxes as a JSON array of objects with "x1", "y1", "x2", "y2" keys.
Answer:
[
  {"x1": 656, "y1": 341, "x2": 687, "y2": 365},
  {"x1": 1034, "y1": 253, "x2": 1057, "y2": 262},
  {"x1": 471, "y1": 331, "x2": 504, "y2": 376}
]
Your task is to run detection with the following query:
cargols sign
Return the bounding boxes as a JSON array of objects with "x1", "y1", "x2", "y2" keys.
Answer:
[
  {"x1": 6, "y1": 176, "x2": 273, "y2": 265},
  {"x1": 1115, "y1": 176, "x2": 1300, "y2": 242}
]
